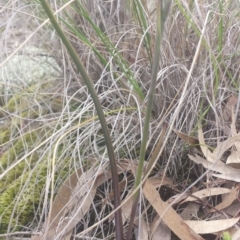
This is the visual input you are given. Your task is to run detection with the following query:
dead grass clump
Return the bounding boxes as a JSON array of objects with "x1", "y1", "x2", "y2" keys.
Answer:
[{"x1": 0, "y1": 0, "x2": 240, "y2": 239}]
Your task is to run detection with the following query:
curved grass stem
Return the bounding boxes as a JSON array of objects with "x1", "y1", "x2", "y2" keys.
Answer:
[
  {"x1": 39, "y1": 1, "x2": 123, "y2": 239},
  {"x1": 125, "y1": 1, "x2": 172, "y2": 239}
]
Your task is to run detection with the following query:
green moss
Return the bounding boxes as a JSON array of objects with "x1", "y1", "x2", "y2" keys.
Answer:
[
  {"x1": 0, "y1": 163, "x2": 43, "y2": 232},
  {"x1": 0, "y1": 81, "x2": 80, "y2": 233},
  {"x1": 0, "y1": 59, "x2": 70, "y2": 233},
  {"x1": 0, "y1": 129, "x2": 10, "y2": 145},
  {"x1": 2, "y1": 95, "x2": 21, "y2": 113},
  {"x1": 0, "y1": 157, "x2": 71, "y2": 233},
  {"x1": 0, "y1": 132, "x2": 38, "y2": 170}
]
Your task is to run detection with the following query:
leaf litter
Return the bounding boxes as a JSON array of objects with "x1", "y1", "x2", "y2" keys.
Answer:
[
  {"x1": 184, "y1": 119, "x2": 240, "y2": 237},
  {"x1": 31, "y1": 105, "x2": 240, "y2": 240}
]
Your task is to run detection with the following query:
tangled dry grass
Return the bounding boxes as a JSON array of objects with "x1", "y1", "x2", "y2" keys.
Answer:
[{"x1": 0, "y1": 0, "x2": 240, "y2": 239}]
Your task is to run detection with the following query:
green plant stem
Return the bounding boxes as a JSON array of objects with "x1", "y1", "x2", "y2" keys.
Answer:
[
  {"x1": 39, "y1": 1, "x2": 123, "y2": 239},
  {"x1": 125, "y1": 1, "x2": 171, "y2": 239}
]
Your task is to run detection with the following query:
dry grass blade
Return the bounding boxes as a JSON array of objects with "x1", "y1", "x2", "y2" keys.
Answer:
[
  {"x1": 42, "y1": 167, "x2": 82, "y2": 240},
  {"x1": 185, "y1": 217, "x2": 240, "y2": 234},
  {"x1": 143, "y1": 179, "x2": 204, "y2": 240},
  {"x1": 144, "y1": 124, "x2": 167, "y2": 176}
]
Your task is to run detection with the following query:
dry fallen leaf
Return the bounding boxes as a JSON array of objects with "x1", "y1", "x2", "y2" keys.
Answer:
[
  {"x1": 196, "y1": 125, "x2": 240, "y2": 167},
  {"x1": 34, "y1": 163, "x2": 123, "y2": 240},
  {"x1": 145, "y1": 125, "x2": 167, "y2": 175},
  {"x1": 208, "y1": 187, "x2": 238, "y2": 213},
  {"x1": 213, "y1": 133, "x2": 240, "y2": 161},
  {"x1": 30, "y1": 235, "x2": 41, "y2": 240},
  {"x1": 185, "y1": 217, "x2": 240, "y2": 234},
  {"x1": 198, "y1": 124, "x2": 220, "y2": 164},
  {"x1": 227, "y1": 151, "x2": 240, "y2": 164},
  {"x1": 167, "y1": 192, "x2": 189, "y2": 205},
  {"x1": 134, "y1": 217, "x2": 149, "y2": 240},
  {"x1": 121, "y1": 189, "x2": 134, "y2": 224},
  {"x1": 188, "y1": 154, "x2": 240, "y2": 182},
  {"x1": 119, "y1": 159, "x2": 173, "y2": 224},
  {"x1": 174, "y1": 129, "x2": 201, "y2": 152},
  {"x1": 148, "y1": 176, "x2": 173, "y2": 189},
  {"x1": 227, "y1": 201, "x2": 240, "y2": 215},
  {"x1": 230, "y1": 109, "x2": 240, "y2": 152},
  {"x1": 123, "y1": 159, "x2": 203, "y2": 239},
  {"x1": 231, "y1": 228, "x2": 240, "y2": 240},
  {"x1": 143, "y1": 179, "x2": 204, "y2": 240},
  {"x1": 183, "y1": 188, "x2": 231, "y2": 203},
  {"x1": 223, "y1": 95, "x2": 238, "y2": 122},
  {"x1": 151, "y1": 221, "x2": 171, "y2": 240},
  {"x1": 231, "y1": 109, "x2": 239, "y2": 136},
  {"x1": 180, "y1": 203, "x2": 200, "y2": 220},
  {"x1": 212, "y1": 172, "x2": 240, "y2": 182},
  {"x1": 108, "y1": 176, "x2": 131, "y2": 200},
  {"x1": 34, "y1": 167, "x2": 83, "y2": 240}
]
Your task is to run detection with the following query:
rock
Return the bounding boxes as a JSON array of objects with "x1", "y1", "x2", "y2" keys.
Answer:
[{"x1": 0, "y1": 46, "x2": 62, "y2": 96}]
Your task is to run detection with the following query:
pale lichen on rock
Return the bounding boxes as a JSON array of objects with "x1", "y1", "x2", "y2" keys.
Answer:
[{"x1": 0, "y1": 46, "x2": 62, "y2": 96}]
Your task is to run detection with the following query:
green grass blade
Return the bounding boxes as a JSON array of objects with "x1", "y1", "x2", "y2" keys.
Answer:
[
  {"x1": 125, "y1": 1, "x2": 172, "y2": 239},
  {"x1": 39, "y1": 1, "x2": 123, "y2": 239},
  {"x1": 73, "y1": 2, "x2": 145, "y2": 100}
]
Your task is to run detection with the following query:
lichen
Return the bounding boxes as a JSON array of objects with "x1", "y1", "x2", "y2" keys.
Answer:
[{"x1": 0, "y1": 47, "x2": 62, "y2": 96}]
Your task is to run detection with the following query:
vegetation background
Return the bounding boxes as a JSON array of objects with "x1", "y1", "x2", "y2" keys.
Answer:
[{"x1": 0, "y1": 0, "x2": 240, "y2": 239}]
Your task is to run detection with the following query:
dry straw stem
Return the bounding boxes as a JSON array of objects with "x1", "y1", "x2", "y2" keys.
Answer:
[
  {"x1": 139, "y1": 3, "x2": 213, "y2": 224},
  {"x1": 124, "y1": 4, "x2": 227, "y2": 239},
  {"x1": 1, "y1": 0, "x2": 240, "y2": 238},
  {"x1": 44, "y1": 112, "x2": 128, "y2": 238},
  {"x1": 0, "y1": 0, "x2": 75, "y2": 69}
]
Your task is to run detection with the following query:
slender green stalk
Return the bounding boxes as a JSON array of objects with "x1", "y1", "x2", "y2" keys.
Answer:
[
  {"x1": 39, "y1": 1, "x2": 123, "y2": 239},
  {"x1": 215, "y1": 0, "x2": 223, "y2": 93},
  {"x1": 132, "y1": 0, "x2": 153, "y2": 63},
  {"x1": 72, "y1": 2, "x2": 144, "y2": 100},
  {"x1": 125, "y1": 1, "x2": 171, "y2": 239},
  {"x1": 217, "y1": 0, "x2": 223, "y2": 64}
]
